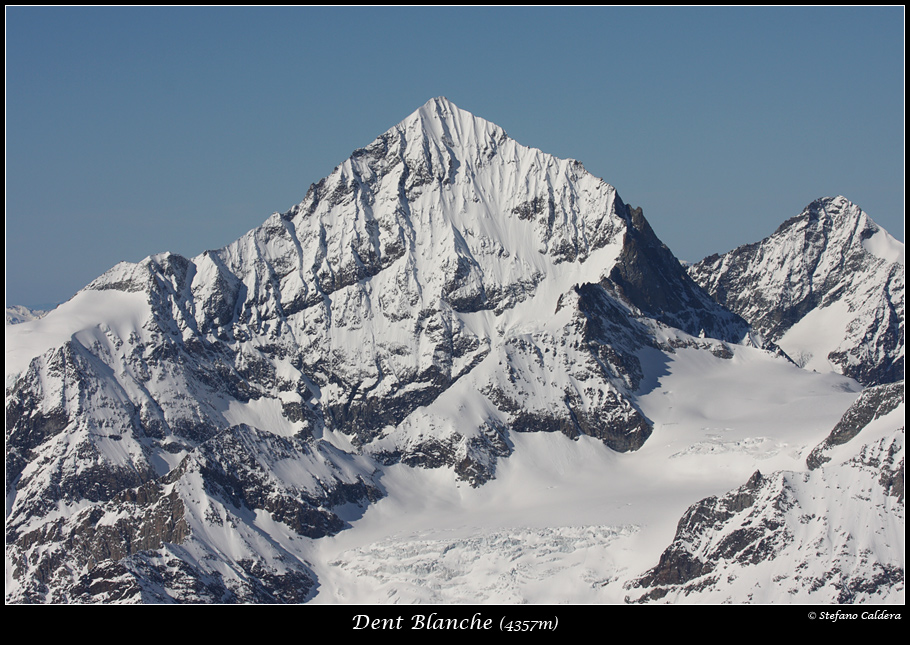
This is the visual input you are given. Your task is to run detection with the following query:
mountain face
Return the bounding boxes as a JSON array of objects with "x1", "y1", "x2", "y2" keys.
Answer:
[
  {"x1": 688, "y1": 196, "x2": 904, "y2": 386},
  {"x1": 6, "y1": 97, "x2": 753, "y2": 603},
  {"x1": 5, "y1": 98, "x2": 902, "y2": 604}
]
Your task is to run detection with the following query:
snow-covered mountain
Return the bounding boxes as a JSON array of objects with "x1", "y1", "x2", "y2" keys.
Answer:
[
  {"x1": 688, "y1": 196, "x2": 904, "y2": 386},
  {"x1": 5, "y1": 305, "x2": 49, "y2": 325},
  {"x1": 5, "y1": 98, "x2": 903, "y2": 604}
]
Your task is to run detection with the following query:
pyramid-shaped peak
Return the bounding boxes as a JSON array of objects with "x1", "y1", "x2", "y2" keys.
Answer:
[
  {"x1": 414, "y1": 96, "x2": 478, "y2": 121},
  {"x1": 799, "y1": 195, "x2": 894, "y2": 235},
  {"x1": 804, "y1": 195, "x2": 858, "y2": 219},
  {"x1": 396, "y1": 96, "x2": 508, "y2": 149},
  {"x1": 419, "y1": 95, "x2": 459, "y2": 114},
  {"x1": 774, "y1": 195, "x2": 872, "y2": 237},
  {"x1": 801, "y1": 198, "x2": 903, "y2": 261}
]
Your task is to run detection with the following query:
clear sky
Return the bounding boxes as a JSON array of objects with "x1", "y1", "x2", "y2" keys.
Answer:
[{"x1": 6, "y1": 7, "x2": 904, "y2": 309}]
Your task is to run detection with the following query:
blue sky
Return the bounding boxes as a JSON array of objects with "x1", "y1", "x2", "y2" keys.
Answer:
[{"x1": 6, "y1": 7, "x2": 904, "y2": 309}]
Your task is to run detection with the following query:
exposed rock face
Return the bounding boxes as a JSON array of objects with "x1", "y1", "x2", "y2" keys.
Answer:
[
  {"x1": 4, "y1": 97, "x2": 782, "y2": 603},
  {"x1": 67, "y1": 553, "x2": 315, "y2": 604},
  {"x1": 688, "y1": 196, "x2": 904, "y2": 386},
  {"x1": 606, "y1": 203, "x2": 749, "y2": 342},
  {"x1": 632, "y1": 470, "x2": 771, "y2": 595},
  {"x1": 807, "y1": 381, "x2": 904, "y2": 470},
  {"x1": 628, "y1": 387, "x2": 905, "y2": 604}
]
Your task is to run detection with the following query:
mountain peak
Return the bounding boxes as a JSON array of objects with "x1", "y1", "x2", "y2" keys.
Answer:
[
  {"x1": 689, "y1": 196, "x2": 904, "y2": 385},
  {"x1": 412, "y1": 95, "x2": 479, "y2": 124},
  {"x1": 806, "y1": 194, "x2": 861, "y2": 223},
  {"x1": 392, "y1": 96, "x2": 507, "y2": 152},
  {"x1": 776, "y1": 195, "x2": 903, "y2": 265},
  {"x1": 418, "y1": 95, "x2": 458, "y2": 114}
]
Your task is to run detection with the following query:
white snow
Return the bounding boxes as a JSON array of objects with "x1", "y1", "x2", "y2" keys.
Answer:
[
  {"x1": 776, "y1": 299, "x2": 854, "y2": 373},
  {"x1": 862, "y1": 225, "x2": 904, "y2": 265},
  {"x1": 302, "y1": 345, "x2": 867, "y2": 604},
  {"x1": 5, "y1": 289, "x2": 151, "y2": 383}
]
